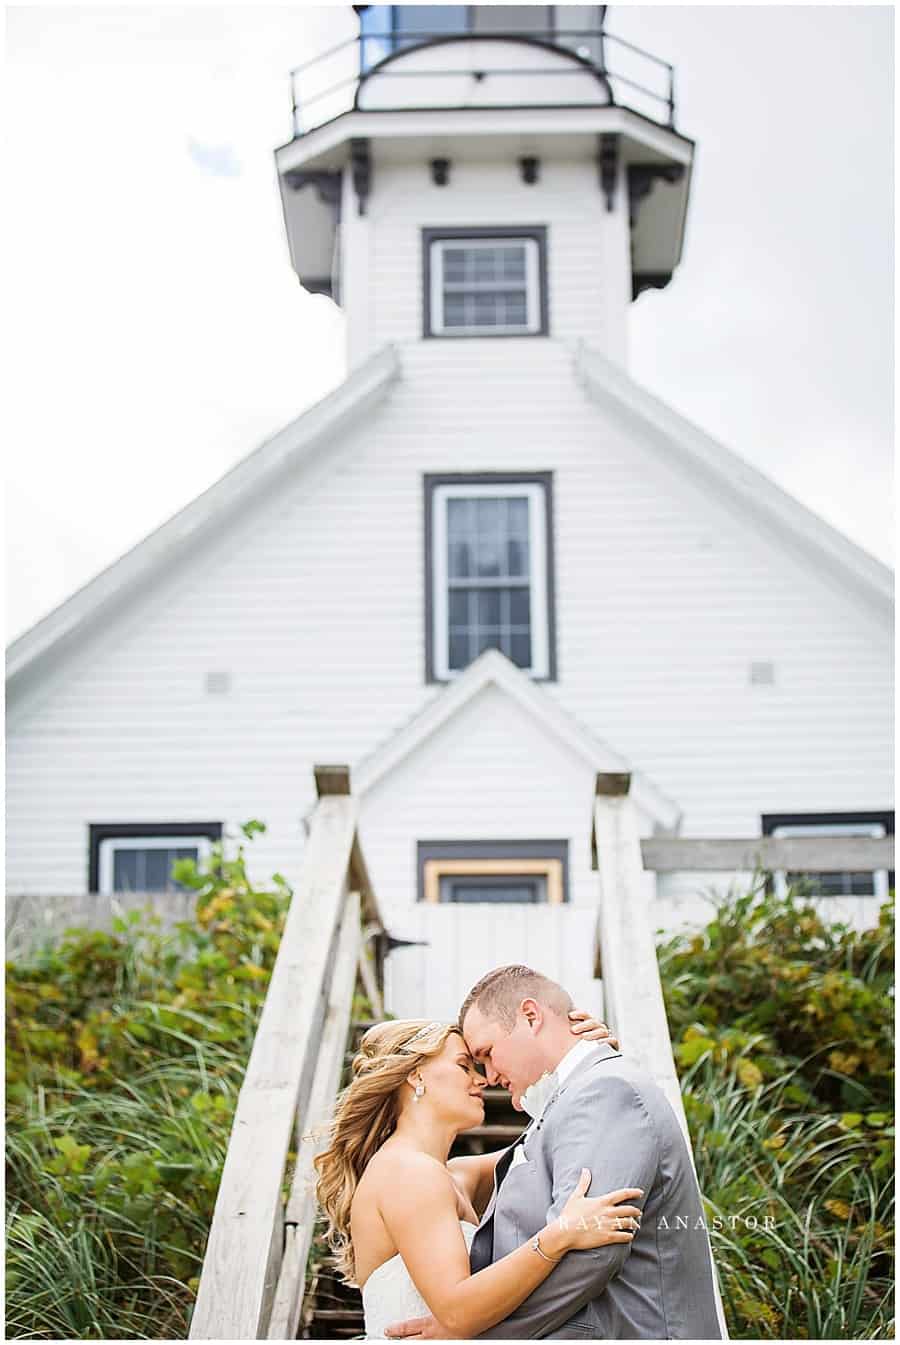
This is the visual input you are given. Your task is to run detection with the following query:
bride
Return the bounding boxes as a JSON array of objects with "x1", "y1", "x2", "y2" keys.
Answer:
[{"x1": 314, "y1": 1015, "x2": 643, "y2": 1339}]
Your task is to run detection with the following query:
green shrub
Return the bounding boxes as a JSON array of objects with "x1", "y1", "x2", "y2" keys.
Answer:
[
  {"x1": 6, "y1": 824, "x2": 292, "y2": 1339},
  {"x1": 658, "y1": 879, "x2": 894, "y2": 1338},
  {"x1": 7, "y1": 845, "x2": 894, "y2": 1340}
]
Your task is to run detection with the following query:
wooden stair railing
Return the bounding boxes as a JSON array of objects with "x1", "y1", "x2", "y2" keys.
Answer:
[
  {"x1": 189, "y1": 765, "x2": 384, "y2": 1341},
  {"x1": 190, "y1": 758, "x2": 889, "y2": 1340},
  {"x1": 640, "y1": 833, "x2": 894, "y2": 874},
  {"x1": 591, "y1": 772, "x2": 733, "y2": 1338},
  {"x1": 592, "y1": 769, "x2": 892, "y2": 1092},
  {"x1": 592, "y1": 775, "x2": 891, "y2": 1342}
]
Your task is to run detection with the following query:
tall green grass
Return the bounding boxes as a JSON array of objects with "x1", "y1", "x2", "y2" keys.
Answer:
[
  {"x1": 6, "y1": 843, "x2": 894, "y2": 1340},
  {"x1": 659, "y1": 880, "x2": 894, "y2": 1338},
  {"x1": 6, "y1": 827, "x2": 288, "y2": 1339}
]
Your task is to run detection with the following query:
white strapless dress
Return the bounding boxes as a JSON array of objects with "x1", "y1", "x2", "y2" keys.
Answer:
[{"x1": 362, "y1": 1220, "x2": 478, "y2": 1339}]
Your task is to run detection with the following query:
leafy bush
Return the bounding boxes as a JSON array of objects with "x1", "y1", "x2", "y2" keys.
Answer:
[
  {"x1": 7, "y1": 844, "x2": 894, "y2": 1341},
  {"x1": 6, "y1": 824, "x2": 291, "y2": 1340},
  {"x1": 658, "y1": 880, "x2": 894, "y2": 1338}
]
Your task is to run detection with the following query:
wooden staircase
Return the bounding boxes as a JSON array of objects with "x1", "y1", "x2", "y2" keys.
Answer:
[
  {"x1": 299, "y1": 1020, "x2": 527, "y2": 1339},
  {"x1": 186, "y1": 759, "x2": 889, "y2": 1340}
]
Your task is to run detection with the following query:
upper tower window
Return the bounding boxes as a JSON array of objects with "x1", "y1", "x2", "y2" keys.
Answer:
[
  {"x1": 356, "y1": 7, "x2": 607, "y2": 73},
  {"x1": 423, "y1": 228, "x2": 548, "y2": 338},
  {"x1": 359, "y1": 6, "x2": 469, "y2": 71}
]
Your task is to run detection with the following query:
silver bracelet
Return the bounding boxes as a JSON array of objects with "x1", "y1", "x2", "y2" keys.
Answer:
[{"x1": 530, "y1": 1233, "x2": 562, "y2": 1264}]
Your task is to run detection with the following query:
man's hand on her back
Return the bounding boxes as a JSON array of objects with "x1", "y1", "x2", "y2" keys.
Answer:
[{"x1": 384, "y1": 1313, "x2": 456, "y2": 1338}]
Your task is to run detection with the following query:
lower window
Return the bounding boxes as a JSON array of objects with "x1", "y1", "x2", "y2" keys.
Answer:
[
  {"x1": 89, "y1": 822, "x2": 222, "y2": 894},
  {"x1": 761, "y1": 812, "x2": 894, "y2": 899},
  {"x1": 417, "y1": 840, "x2": 568, "y2": 904}
]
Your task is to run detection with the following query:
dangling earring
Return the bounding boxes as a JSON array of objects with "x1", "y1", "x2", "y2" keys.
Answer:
[{"x1": 413, "y1": 1081, "x2": 425, "y2": 1103}]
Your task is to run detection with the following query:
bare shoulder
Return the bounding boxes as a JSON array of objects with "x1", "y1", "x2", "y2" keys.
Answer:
[
  {"x1": 366, "y1": 1142, "x2": 446, "y2": 1182},
  {"x1": 362, "y1": 1143, "x2": 454, "y2": 1207},
  {"x1": 352, "y1": 1146, "x2": 454, "y2": 1281}
]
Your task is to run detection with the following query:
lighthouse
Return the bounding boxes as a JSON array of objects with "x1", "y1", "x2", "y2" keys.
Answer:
[
  {"x1": 8, "y1": 5, "x2": 890, "y2": 1027},
  {"x1": 275, "y1": 5, "x2": 693, "y2": 371}
]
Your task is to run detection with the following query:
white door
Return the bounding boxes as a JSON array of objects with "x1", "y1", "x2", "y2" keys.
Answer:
[{"x1": 384, "y1": 903, "x2": 603, "y2": 1022}]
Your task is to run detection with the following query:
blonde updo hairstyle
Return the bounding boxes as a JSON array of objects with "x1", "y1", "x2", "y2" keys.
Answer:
[{"x1": 313, "y1": 1018, "x2": 461, "y2": 1283}]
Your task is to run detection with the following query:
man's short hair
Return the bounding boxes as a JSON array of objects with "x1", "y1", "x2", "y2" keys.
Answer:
[{"x1": 458, "y1": 964, "x2": 572, "y2": 1032}]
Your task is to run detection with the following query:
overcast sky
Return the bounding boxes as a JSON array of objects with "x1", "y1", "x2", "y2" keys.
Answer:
[{"x1": 5, "y1": 2, "x2": 894, "y2": 643}]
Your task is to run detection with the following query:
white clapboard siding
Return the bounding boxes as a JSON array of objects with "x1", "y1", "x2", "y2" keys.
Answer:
[
  {"x1": 385, "y1": 902, "x2": 602, "y2": 1021},
  {"x1": 355, "y1": 159, "x2": 629, "y2": 367},
  {"x1": 7, "y1": 340, "x2": 892, "y2": 949},
  {"x1": 357, "y1": 678, "x2": 603, "y2": 918}
]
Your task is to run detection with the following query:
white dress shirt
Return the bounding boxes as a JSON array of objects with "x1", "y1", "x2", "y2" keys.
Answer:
[{"x1": 517, "y1": 1036, "x2": 603, "y2": 1133}]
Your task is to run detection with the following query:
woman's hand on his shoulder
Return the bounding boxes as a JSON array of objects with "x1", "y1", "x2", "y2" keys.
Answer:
[{"x1": 567, "y1": 1009, "x2": 620, "y2": 1050}]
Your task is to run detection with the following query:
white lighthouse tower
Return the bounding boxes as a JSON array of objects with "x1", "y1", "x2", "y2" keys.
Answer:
[
  {"x1": 267, "y1": 6, "x2": 707, "y2": 1013},
  {"x1": 275, "y1": 4, "x2": 693, "y2": 371},
  {"x1": 8, "y1": 5, "x2": 890, "y2": 1054}
]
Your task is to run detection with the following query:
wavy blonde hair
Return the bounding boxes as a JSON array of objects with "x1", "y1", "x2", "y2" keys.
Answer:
[{"x1": 313, "y1": 1018, "x2": 462, "y2": 1283}]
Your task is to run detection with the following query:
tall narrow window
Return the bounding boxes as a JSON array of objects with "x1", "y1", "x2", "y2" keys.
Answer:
[
  {"x1": 424, "y1": 228, "x2": 548, "y2": 337},
  {"x1": 425, "y1": 473, "x2": 556, "y2": 681}
]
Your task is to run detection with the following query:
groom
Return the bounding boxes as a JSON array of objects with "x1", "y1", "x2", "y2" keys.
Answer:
[{"x1": 385, "y1": 964, "x2": 723, "y2": 1340}]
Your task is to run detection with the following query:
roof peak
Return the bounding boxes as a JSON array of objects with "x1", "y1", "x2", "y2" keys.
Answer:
[
  {"x1": 350, "y1": 646, "x2": 683, "y2": 832},
  {"x1": 574, "y1": 340, "x2": 893, "y2": 620}
]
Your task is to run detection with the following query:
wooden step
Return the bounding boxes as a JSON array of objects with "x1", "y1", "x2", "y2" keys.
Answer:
[
  {"x1": 304, "y1": 1309, "x2": 365, "y2": 1324},
  {"x1": 481, "y1": 1086, "x2": 513, "y2": 1102},
  {"x1": 300, "y1": 1267, "x2": 364, "y2": 1340},
  {"x1": 459, "y1": 1123, "x2": 524, "y2": 1141}
]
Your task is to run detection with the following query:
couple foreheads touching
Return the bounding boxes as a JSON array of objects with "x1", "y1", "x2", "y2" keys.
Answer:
[{"x1": 314, "y1": 963, "x2": 722, "y2": 1340}]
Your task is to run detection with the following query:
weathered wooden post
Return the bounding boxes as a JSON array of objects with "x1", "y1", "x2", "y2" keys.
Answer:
[
  {"x1": 591, "y1": 772, "x2": 730, "y2": 1339},
  {"x1": 190, "y1": 765, "x2": 372, "y2": 1340}
]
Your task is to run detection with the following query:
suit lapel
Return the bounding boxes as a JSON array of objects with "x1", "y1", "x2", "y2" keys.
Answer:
[
  {"x1": 471, "y1": 1044, "x2": 622, "y2": 1270},
  {"x1": 540, "y1": 1041, "x2": 621, "y2": 1124},
  {"x1": 470, "y1": 1125, "x2": 532, "y2": 1270},
  {"x1": 480, "y1": 1127, "x2": 529, "y2": 1224}
]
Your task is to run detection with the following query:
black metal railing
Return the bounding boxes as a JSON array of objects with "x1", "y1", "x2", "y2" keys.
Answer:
[{"x1": 287, "y1": 26, "x2": 676, "y2": 138}]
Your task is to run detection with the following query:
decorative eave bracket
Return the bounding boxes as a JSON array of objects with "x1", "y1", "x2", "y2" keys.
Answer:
[
  {"x1": 430, "y1": 157, "x2": 450, "y2": 186},
  {"x1": 283, "y1": 168, "x2": 342, "y2": 216},
  {"x1": 632, "y1": 272, "x2": 673, "y2": 301},
  {"x1": 597, "y1": 133, "x2": 618, "y2": 212},
  {"x1": 627, "y1": 162, "x2": 686, "y2": 229},
  {"x1": 351, "y1": 137, "x2": 372, "y2": 216}
]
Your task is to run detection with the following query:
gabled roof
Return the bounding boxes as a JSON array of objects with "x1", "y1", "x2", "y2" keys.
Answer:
[
  {"x1": 6, "y1": 345, "x2": 400, "y2": 696},
  {"x1": 575, "y1": 341, "x2": 893, "y2": 622},
  {"x1": 8, "y1": 336, "x2": 891, "y2": 698},
  {"x1": 348, "y1": 647, "x2": 684, "y2": 834}
]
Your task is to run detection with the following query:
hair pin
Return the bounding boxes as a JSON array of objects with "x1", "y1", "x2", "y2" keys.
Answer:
[{"x1": 400, "y1": 1021, "x2": 446, "y2": 1050}]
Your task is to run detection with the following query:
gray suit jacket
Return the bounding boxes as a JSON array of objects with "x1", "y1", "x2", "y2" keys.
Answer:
[{"x1": 469, "y1": 1042, "x2": 722, "y2": 1339}]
